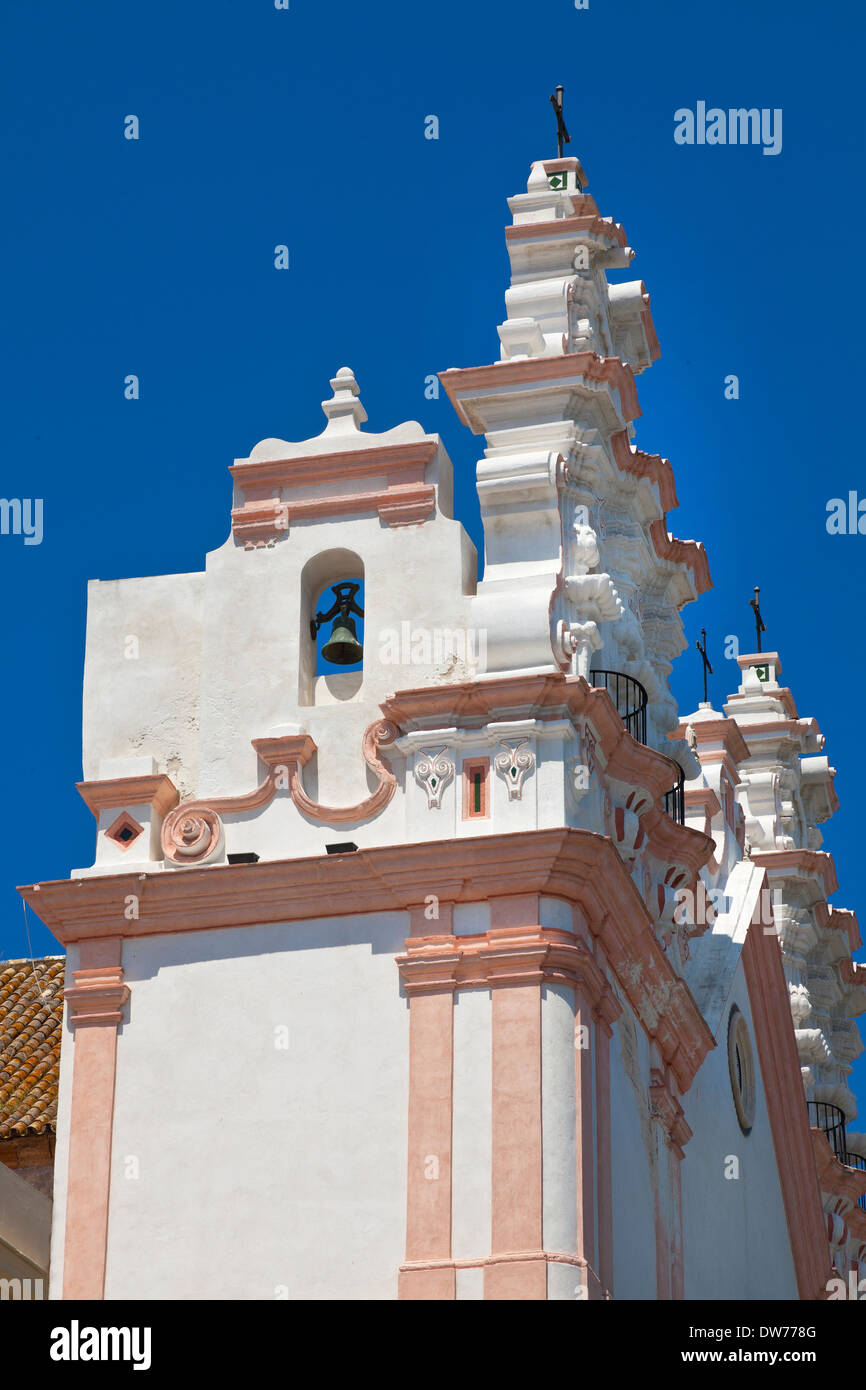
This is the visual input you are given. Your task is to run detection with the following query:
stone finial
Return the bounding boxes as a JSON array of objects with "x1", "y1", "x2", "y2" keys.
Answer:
[{"x1": 321, "y1": 366, "x2": 368, "y2": 435}]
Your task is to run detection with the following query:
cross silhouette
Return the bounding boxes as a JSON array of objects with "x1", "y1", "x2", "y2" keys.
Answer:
[
  {"x1": 549, "y1": 85, "x2": 571, "y2": 159},
  {"x1": 750, "y1": 586, "x2": 766, "y2": 653},
  {"x1": 696, "y1": 628, "x2": 713, "y2": 704}
]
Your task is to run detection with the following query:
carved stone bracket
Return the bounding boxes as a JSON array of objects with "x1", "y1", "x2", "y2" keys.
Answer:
[
  {"x1": 413, "y1": 749, "x2": 455, "y2": 809},
  {"x1": 494, "y1": 739, "x2": 536, "y2": 800}
]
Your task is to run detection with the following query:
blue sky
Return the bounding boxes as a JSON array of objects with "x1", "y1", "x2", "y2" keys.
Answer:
[{"x1": 2, "y1": 0, "x2": 864, "y2": 1095}]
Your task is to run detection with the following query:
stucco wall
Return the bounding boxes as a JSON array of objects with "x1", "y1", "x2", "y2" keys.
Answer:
[
  {"x1": 681, "y1": 956, "x2": 798, "y2": 1300},
  {"x1": 103, "y1": 913, "x2": 410, "y2": 1300}
]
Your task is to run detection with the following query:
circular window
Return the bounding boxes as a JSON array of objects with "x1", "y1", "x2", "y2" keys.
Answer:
[{"x1": 727, "y1": 1006, "x2": 756, "y2": 1134}]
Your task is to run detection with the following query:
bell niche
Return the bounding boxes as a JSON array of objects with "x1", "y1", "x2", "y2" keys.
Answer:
[{"x1": 298, "y1": 548, "x2": 365, "y2": 707}]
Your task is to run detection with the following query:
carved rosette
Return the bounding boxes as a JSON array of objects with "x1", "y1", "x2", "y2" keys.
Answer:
[
  {"x1": 162, "y1": 806, "x2": 224, "y2": 867},
  {"x1": 494, "y1": 739, "x2": 535, "y2": 801},
  {"x1": 413, "y1": 748, "x2": 455, "y2": 810}
]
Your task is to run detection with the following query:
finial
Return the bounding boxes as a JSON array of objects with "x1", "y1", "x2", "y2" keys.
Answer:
[
  {"x1": 750, "y1": 586, "x2": 766, "y2": 653},
  {"x1": 321, "y1": 367, "x2": 368, "y2": 435},
  {"x1": 549, "y1": 85, "x2": 570, "y2": 159},
  {"x1": 696, "y1": 628, "x2": 713, "y2": 704}
]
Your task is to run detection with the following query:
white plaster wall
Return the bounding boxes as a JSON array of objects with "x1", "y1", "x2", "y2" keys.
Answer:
[
  {"x1": 681, "y1": 957, "x2": 798, "y2": 1301},
  {"x1": 609, "y1": 1002, "x2": 658, "y2": 1299},
  {"x1": 103, "y1": 914, "x2": 409, "y2": 1300}
]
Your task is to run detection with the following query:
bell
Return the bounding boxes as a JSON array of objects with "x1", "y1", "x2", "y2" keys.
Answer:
[{"x1": 321, "y1": 614, "x2": 363, "y2": 666}]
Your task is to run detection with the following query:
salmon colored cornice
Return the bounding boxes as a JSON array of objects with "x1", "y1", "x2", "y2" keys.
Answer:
[
  {"x1": 740, "y1": 892, "x2": 834, "y2": 1300},
  {"x1": 810, "y1": 1130, "x2": 866, "y2": 1207},
  {"x1": 733, "y1": 717, "x2": 819, "y2": 743},
  {"x1": 504, "y1": 211, "x2": 629, "y2": 249},
  {"x1": 229, "y1": 440, "x2": 437, "y2": 490},
  {"x1": 18, "y1": 827, "x2": 714, "y2": 1093},
  {"x1": 76, "y1": 775, "x2": 179, "y2": 819},
  {"x1": 610, "y1": 430, "x2": 678, "y2": 513},
  {"x1": 750, "y1": 848, "x2": 839, "y2": 898},
  {"x1": 669, "y1": 716, "x2": 750, "y2": 768},
  {"x1": 648, "y1": 519, "x2": 712, "y2": 594},
  {"x1": 438, "y1": 352, "x2": 641, "y2": 429},
  {"x1": 396, "y1": 926, "x2": 621, "y2": 1025},
  {"x1": 827, "y1": 908, "x2": 861, "y2": 953}
]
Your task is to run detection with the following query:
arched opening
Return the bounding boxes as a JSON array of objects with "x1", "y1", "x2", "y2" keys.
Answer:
[{"x1": 299, "y1": 549, "x2": 365, "y2": 707}]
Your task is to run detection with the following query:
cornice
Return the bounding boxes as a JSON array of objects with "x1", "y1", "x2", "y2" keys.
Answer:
[
  {"x1": 439, "y1": 352, "x2": 641, "y2": 429},
  {"x1": 18, "y1": 827, "x2": 715, "y2": 1093},
  {"x1": 76, "y1": 775, "x2": 179, "y2": 819}
]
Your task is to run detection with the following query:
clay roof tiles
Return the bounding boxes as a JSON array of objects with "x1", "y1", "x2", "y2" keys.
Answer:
[{"x1": 0, "y1": 956, "x2": 64, "y2": 1139}]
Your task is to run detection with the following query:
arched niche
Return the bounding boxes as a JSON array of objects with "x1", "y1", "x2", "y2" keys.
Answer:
[{"x1": 299, "y1": 548, "x2": 365, "y2": 707}]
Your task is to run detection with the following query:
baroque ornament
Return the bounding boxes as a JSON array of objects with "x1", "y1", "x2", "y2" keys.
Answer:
[
  {"x1": 494, "y1": 739, "x2": 536, "y2": 800},
  {"x1": 413, "y1": 748, "x2": 455, "y2": 809}
]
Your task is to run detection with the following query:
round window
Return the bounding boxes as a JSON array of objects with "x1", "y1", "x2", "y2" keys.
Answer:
[{"x1": 727, "y1": 1006, "x2": 756, "y2": 1134}]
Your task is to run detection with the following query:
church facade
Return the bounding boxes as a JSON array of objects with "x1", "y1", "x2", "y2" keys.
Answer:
[{"x1": 19, "y1": 153, "x2": 866, "y2": 1300}]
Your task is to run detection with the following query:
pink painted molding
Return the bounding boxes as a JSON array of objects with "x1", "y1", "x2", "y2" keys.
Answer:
[
  {"x1": 439, "y1": 352, "x2": 641, "y2": 430},
  {"x1": 21, "y1": 828, "x2": 715, "y2": 1093},
  {"x1": 750, "y1": 848, "x2": 839, "y2": 899},
  {"x1": 741, "y1": 883, "x2": 834, "y2": 1301},
  {"x1": 811, "y1": 1130, "x2": 866, "y2": 1208},
  {"x1": 610, "y1": 430, "x2": 678, "y2": 513},
  {"x1": 160, "y1": 721, "x2": 399, "y2": 863},
  {"x1": 504, "y1": 211, "x2": 629, "y2": 250},
  {"x1": 229, "y1": 440, "x2": 438, "y2": 546},
  {"x1": 648, "y1": 519, "x2": 712, "y2": 595},
  {"x1": 62, "y1": 938, "x2": 129, "y2": 1301},
  {"x1": 77, "y1": 774, "x2": 179, "y2": 819}
]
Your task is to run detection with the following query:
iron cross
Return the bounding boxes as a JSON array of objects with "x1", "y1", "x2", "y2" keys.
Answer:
[
  {"x1": 696, "y1": 628, "x2": 713, "y2": 704},
  {"x1": 750, "y1": 586, "x2": 766, "y2": 653},
  {"x1": 549, "y1": 85, "x2": 571, "y2": 159}
]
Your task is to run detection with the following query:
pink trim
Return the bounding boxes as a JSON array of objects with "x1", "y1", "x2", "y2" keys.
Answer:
[
  {"x1": 487, "y1": 981, "x2": 544, "y2": 1299},
  {"x1": 750, "y1": 848, "x2": 838, "y2": 898},
  {"x1": 462, "y1": 757, "x2": 490, "y2": 820},
  {"x1": 230, "y1": 440, "x2": 438, "y2": 546},
  {"x1": 610, "y1": 431, "x2": 678, "y2": 512},
  {"x1": 160, "y1": 722, "x2": 399, "y2": 863},
  {"x1": 77, "y1": 774, "x2": 178, "y2": 819},
  {"x1": 741, "y1": 885, "x2": 833, "y2": 1300},
  {"x1": 398, "y1": 990, "x2": 454, "y2": 1300},
  {"x1": 649, "y1": 519, "x2": 712, "y2": 594},
  {"x1": 439, "y1": 353, "x2": 641, "y2": 429},
  {"x1": 104, "y1": 810, "x2": 144, "y2": 852},
  {"x1": 504, "y1": 214, "x2": 628, "y2": 250},
  {"x1": 62, "y1": 938, "x2": 129, "y2": 1300},
  {"x1": 574, "y1": 988, "x2": 596, "y2": 1287}
]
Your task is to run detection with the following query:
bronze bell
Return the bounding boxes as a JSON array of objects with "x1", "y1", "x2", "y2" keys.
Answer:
[
  {"x1": 321, "y1": 615, "x2": 363, "y2": 666},
  {"x1": 311, "y1": 581, "x2": 364, "y2": 667}
]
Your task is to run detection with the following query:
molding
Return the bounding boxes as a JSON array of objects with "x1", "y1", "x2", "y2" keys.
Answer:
[
  {"x1": 230, "y1": 440, "x2": 438, "y2": 545},
  {"x1": 648, "y1": 520, "x2": 712, "y2": 595},
  {"x1": 77, "y1": 775, "x2": 179, "y2": 819},
  {"x1": 740, "y1": 885, "x2": 833, "y2": 1300},
  {"x1": 439, "y1": 352, "x2": 641, "y2": 429},
  {"x1": 21, "y1": 828, "x2": 714, "y2": 1094}
]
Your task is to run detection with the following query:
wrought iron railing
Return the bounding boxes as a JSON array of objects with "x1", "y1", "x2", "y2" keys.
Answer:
[
  {"x1": 590, "y1": 670, "x2": 647, "y2": 746},
  {"x1": 808, "y1": 1101, "x2": 848, "y2": 1162},
  {"x1": 841, "y1": 1151, "x2": 866, "y2": 1212},
  {"x1": 663, "y1": 766, "x2": 686, "y2": 826}
]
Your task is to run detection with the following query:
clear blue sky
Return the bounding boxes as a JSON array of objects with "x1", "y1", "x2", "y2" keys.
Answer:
[{"x1": 3, "y1": 1, "x2": 864, "y2": 1096}]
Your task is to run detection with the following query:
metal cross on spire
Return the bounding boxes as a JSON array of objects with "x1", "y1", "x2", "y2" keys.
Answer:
[
  {"x1": 750, "y1": 586, "x2": 766, "y2": 653},
  {"x1": 696, "y1": 628, "x2": 713, "y2": 704},
  {"x1": 549, "y1": 85, "x2": 571, "y2": 159}
]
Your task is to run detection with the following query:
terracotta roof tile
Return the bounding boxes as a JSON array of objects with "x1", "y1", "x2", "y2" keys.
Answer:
[{"x1": 0, "y1": 957, "x2": 65, "y2": 1139}]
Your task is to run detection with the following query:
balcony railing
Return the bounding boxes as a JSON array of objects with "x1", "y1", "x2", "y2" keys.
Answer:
[
  {"x1": 841, "y1": 1151, "x2": 866, "y2": 1212},
  {"x1": 808, "y1": 1101, "x2": 848, "y2": 1162},
  {"x1": 663, "y1": 766, "x2": 686, "y2": 826},
  {"x1": 590, "y1": 669, "x2": 647, "y2": 746}
]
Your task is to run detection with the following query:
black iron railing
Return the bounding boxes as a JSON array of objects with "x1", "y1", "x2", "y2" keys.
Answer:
[
  {"x1": 663, "y1": 766, "x2": 686, "y2": 826},
  {"x1": 808, "y1": 1101, "x2": 848, "y2": 1162},
  {"x1": 590, "y1": 670, "x2": 648, "y2": 746},
  {"x1": 841, "y1": 1152, "x2": 866, "y2": 1212}
]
